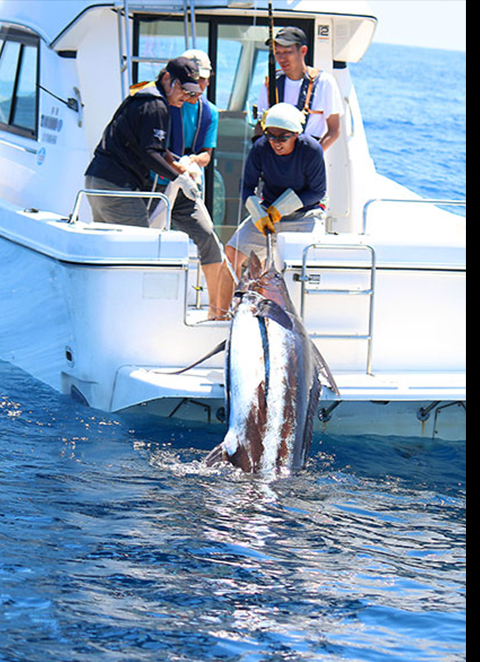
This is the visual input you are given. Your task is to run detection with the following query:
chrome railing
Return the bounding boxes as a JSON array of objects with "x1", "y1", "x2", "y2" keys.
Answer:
[
  {"x1": 298, "y1": 243, "x2": 377, "y2": 375},
  {"x1": 69, "y1": 189, "x2": 171, "y2": 228}
]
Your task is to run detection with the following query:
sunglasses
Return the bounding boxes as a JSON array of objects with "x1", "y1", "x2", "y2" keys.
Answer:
[
  {"x1": 264, "y1": 130, "x2": 296, "y2": 143},
  {"x1": 181, "y1": 86, "x2": 201, "y2": 98},
  {"x1": 171, "y1": 78, "x2": 200, "y2": 97}
]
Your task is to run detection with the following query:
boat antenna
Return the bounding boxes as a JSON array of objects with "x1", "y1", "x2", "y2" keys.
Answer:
[{"x1": 268, "y1": 1, "x2": 278, "y2": 108}]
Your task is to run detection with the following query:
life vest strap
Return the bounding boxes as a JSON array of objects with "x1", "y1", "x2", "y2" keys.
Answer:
[
  {"x1": 264, "y1": 68, "x2": 324, "y2": 123},
  {"x1": 303, "y1": 67, "x2": 324, "y2": 115}
]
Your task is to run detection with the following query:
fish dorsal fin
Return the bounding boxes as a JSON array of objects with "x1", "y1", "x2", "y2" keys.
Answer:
[
  {"x1": 255, "y1": 299, "x2": 293, "y2": 331},
  {"x1": 301, "y1": 373, "x2": 322, "y2": 467}
]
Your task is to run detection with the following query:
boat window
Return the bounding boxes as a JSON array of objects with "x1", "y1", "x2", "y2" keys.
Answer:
[
  {"x1": 249, "y1": 49, "x2": 269, "y2": 112},
  {"x1": 215, "y1": 37, "x2": 242, "y2": 110},
  {"x1": 0, "y1": 32, "x2": 38, "y2": 139},
  {"x1": 215, "y1": 24, "x2": 272, "y2": 227},
  {"x1": 0, "y1": 40, "x2": 21, "y2": 126},
  {"x1": 135, "y1": 18, "x2": 208, "y2": 83},
  {"x1": 11, "y1": 45, "x2": 37, "y2": 133}
]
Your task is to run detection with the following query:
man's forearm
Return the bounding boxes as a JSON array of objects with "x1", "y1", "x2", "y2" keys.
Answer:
[
  {"x1": 320, "y1": 115, "x2": 340, "y2": 151},
  {"x1": 189, "y1": 149, "x2": 213, "y2": 169}
]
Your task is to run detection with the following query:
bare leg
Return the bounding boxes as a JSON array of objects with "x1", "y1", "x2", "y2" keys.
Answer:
[
  {"x1": 216, "y1": 245, "x2": 249, "y2": 317},
  {"x1": 227, "y1": 245, "x2": 249, "y2": 280},
  {"x1": 202, "y1": 262, "x2": 224, "y2": 319}
]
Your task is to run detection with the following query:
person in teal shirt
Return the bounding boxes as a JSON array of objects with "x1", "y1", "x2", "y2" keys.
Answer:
[
  {"x1": 164, "y1": 50, "x2": 223, "y2": 319},
  {"x1": 169, "y1": 49, "x2": 219, "y2": 172},
  {"x1": 151, "y1": 50, "x2": 219, "y2": 195},
  {"x1": 181, "y1": 95, "x2": 219, "y2": 157}
]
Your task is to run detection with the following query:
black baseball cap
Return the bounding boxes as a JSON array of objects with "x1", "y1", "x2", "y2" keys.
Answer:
[
  {"x1": 266, "y1": 26, "x2": 308, "y2": 47},
  {"x1": 166, "y1": 57, "x2": 202, "y2": 93}
]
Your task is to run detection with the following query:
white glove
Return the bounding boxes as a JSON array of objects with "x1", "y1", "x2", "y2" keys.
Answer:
[
  {"x1": 176, "y1": 171, "x2": 200, "y2": 201},
  {"x1": 178, "y1": 155, "x2": 203, "y2": 186},
  {"x1": 268, "y1": 188, "x2": 303, "y2": 220}
]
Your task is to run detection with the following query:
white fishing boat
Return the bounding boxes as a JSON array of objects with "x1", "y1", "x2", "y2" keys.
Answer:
[{"x1": 0, "y1": 0, "x2": 466, "y2": 440}]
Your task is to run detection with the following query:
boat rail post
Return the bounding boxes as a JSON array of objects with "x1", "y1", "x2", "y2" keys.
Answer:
[
  {"x1": 190, "y1": 0, "x2": 197, "y2": 48},
  {"x1": 123, "y1": 0, "x2": 133, "y2": 90},
  {"x1": 69, "y1": 189, "x2": 172, "y2": 229}
]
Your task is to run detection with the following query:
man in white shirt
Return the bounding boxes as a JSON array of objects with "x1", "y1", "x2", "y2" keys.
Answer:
[{"x1": 255, "y1": 26, "x2": 343, "y2": 151}]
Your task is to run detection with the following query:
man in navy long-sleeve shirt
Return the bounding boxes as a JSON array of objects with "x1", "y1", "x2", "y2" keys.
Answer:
[
  {"x1": 242, "y1": 131, "x2": 326, "y2": 213},
  {"x1": 217, "y1": 103, "x2": 327, "y2": 315}
]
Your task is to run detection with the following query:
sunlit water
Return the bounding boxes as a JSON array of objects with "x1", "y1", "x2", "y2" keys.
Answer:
[
  {"x1": 351, "y1": 44, "x2": 466, "y2": 211},
  {"x1": 0, "y1": 359, "x2": 466, "y2": 661}
]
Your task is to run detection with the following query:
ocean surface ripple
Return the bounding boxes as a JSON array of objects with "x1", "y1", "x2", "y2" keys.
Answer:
[{"x1": 0, "y1": 358, "x2": 466, "y2": 661}]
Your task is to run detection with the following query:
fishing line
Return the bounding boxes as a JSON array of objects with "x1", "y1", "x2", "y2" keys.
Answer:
[
  {"x1": 229, "y1": 0, "x2": 264, "y2": 281},
  {"x1": 234, "y1": 0, "x2": 259, "y2": 231},
  {"x1": 231, "y1": 1, "x2": 277, "y2": 274}
]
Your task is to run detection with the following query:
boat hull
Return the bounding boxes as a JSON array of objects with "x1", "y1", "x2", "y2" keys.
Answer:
[
  {"x1": 120, "y1": 393, "x2": 466, "y2": 443},
  {"x1": 0, "y1": 205, "x2": 466, "y2": 443}
]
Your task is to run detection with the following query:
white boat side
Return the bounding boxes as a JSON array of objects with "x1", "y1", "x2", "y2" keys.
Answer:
[{"x1": 0, "y1": 1, "x2": 466, "y2": 441}]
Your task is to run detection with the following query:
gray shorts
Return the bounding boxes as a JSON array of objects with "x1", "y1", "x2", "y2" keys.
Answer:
[
  {"x1": 227, "y1": 210, "x2": 325, "y2": 262},
  {"x1": 85, "y1": 175, "x2": 150, "y2": 227},
  {"x1": 85, "y1": 176, "x2": 223, "y2": 265}
]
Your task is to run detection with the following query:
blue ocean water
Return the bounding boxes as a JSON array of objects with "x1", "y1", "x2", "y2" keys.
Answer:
[
  {"x1": 0, "y1": 44, "x2": 466, "y2": 662},
  {"x1": 351, "y1": 44, "x2": 466, "y2": 211}
]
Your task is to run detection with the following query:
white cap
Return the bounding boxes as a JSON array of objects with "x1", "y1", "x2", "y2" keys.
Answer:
[
  {"x1": 264, "y1": 103, "x2": 305, "y2": 134},
  {"x1": 182, "y1": 49, "x2": 212, "y2": 79}
]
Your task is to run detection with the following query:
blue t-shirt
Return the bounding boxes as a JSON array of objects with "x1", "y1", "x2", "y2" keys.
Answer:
[
  {"x1": 182, "y1": 98, "x2": 219, "y2": 151},
  {"x1": 242, "y1": 134, "x2": 326, "y2": 212}
]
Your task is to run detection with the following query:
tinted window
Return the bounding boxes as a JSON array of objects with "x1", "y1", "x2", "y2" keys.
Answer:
[
  {"x1": 12, "y1": 44, "x2": 37, "y2": 132},
  {"x1": 0, "y1": 32, "x2": 38, "y2": 138},
  {"x1": 0, "y1": 40, "x2": 21, "y2": 125},
  {"x1": 136, "y1": 19, "x2": 208, "y2": 83}
]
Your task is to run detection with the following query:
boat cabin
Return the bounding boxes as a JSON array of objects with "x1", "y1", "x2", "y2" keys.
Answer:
[{"x1": 0, "y1": 0, "x2": 377, "y2": 237}]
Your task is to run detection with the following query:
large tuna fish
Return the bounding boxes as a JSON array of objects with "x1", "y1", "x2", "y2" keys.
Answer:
[{"x1": 207, "y1": 253, "x2": 339, "y2": 475}]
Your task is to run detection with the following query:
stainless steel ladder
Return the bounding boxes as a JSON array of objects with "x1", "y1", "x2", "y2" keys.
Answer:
[
  {"x1": 117, "y1": 0, "x2": 198, "y2": 96},
  {"x1": 296, "y1": 243, "x2": 377, "y2": 375}
]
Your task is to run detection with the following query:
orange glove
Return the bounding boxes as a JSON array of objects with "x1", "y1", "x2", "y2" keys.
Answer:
[
  {"x1": 255, "y1": 213, "x2": 276, "y2": 236},
  {"x1": 267, "y1": 205, "x2": 282, "y2": 225}
]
